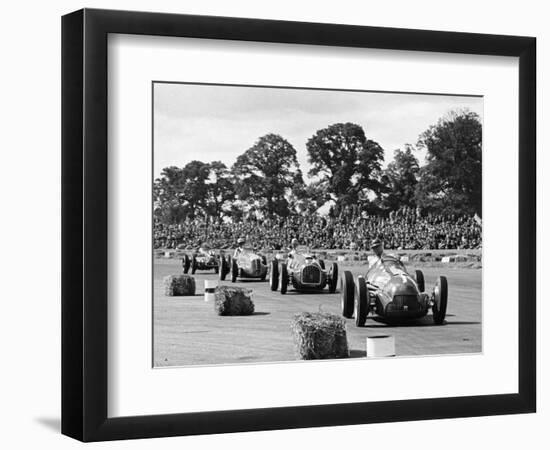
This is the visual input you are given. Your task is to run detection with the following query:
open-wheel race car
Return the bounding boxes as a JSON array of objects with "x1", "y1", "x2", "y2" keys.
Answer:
[
  {"x1": 219, "y1": 249, "x2": 268, "y2": 282},
  {"x1": 270, "y1": 247, "x2": 338, "y2": 294},
  {"x1": 182, "y1": 251, "x2": 219, "y2": 275},
  {"x1": 340, "y1": 255, "x2": 448, "y2": 326}
]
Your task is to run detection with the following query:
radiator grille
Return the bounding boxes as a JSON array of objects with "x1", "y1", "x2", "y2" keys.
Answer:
[
  {"x1": 302, "y1": 265, "x2": 321, "y2": 284},
  {"x1": 392, "y1": 295, "x2": 421, "y2": 311},
  {"x1": 251, "y1": 259, "x2": 261, "y2": 275}
]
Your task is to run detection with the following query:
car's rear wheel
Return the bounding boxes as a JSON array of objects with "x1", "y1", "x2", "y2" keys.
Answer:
[
  {"x1": 355, "y1": 276, "x2": 369, "y2": 327},
  {"x1": 415, "y1": 269, "x2": 425, "y2": 293},
  {"x1": 279, "y1": 263, "x2": 288, "y2": 294},
  {"x1": 182, "y1": 254, "x2": 191, "y2": 274},
  {"x1": 340, "y1": 271, "x2": 355, "y2": 318},
  {"x1": 269, "y1": 260, "x2": 279, "y2": 291},
  {"x1": 328, "y1": 262, "x2": 338, "y2": 293},
  {"x1": 231, "y1": 258, "x2": 238, "y2": 283},
  {"x1": 219, "y1": 256, "x2": 227, "y2": 281},
  {"x1": 432, "y1": 275, "x2": 448, "y2": 325},
  {"x1": 191, "y1": 255, "x2": 197, "y2": 274}
]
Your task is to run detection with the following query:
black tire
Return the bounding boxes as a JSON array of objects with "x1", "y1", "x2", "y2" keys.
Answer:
[
  {"x1": 415, "y1": 269, "x2": 425, "y2": 293},
  {"x1": 191, "y1": 255, "x2": 197, "y2": 275},
  {"x1": 269, "y1": 260, "x2": 279, "y2": 291},
  {"x1": 319, "y1": 259, "x2": 325, "y2": 270},
  {"x1": 279, "y1": 263, "x2": 288, "y2": 294},
  {"x1": 354, "y1": 276, "x2": 369, "y2": 327},
  {"x1": 231, "y1": 258, "x2": 238, "y2": 283},
  {"x1": 340, "y1": 271, "x2": 355, "y2": 318},
  {"x1": 328, "y1": 262, "x2": 338, "y2": 293},
  {"x1": 182, "y1": 254, "x2": 191, "y2": 274},
  {"x1": 219, "y1": 256, "x2": 227, "y2": 281},
  {"x1": 432, "y1": 275, "x2": 448, "y2": 325}
]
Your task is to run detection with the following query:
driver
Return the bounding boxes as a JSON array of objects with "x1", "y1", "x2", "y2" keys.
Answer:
[
  {"x1": 233, "y1": 237, "x2": 246, "y2": 258},
  {"x1": 198, "y1": 242, "x2": 212, "y2": 257},
  {"x1": 289, "y1": 238, "x2": 299, "y2": 255},
  {"x1": 370, "y1": 238, "x2": 385, "y2": 259}
]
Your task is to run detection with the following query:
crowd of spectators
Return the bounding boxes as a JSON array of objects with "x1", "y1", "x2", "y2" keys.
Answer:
[{"x1": 153, "y1": 206, "x2": 482, "y2": 251}]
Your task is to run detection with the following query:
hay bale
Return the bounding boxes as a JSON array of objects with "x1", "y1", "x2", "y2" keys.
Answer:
[
  {"x1": 214, "y1": 286, "x2": 254, "y2": 316},
  {"x1": 291, "y1": 312, "x2": 349, "y2": 360},
  {"x1": 163, "y1": 275, "x2": 196, "y2": 296}
]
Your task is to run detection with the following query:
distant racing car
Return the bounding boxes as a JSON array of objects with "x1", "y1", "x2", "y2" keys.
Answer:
[
  {"x1": 182, "y1": 251, "x2": 219, "y2": 275},
  {"x1": 270, "y1": 247, "x2": 338, "y2": 294},
  {"x1": 219, "y1": 248, "x2": 268, "y2": 282},
  {"x1": 340, "y1": 255, "x2": 448, "y2": 326}
]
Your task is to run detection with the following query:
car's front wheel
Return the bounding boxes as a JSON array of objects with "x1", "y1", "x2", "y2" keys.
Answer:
[
  {"x1": 432, "y1": 275, "x2": 448, "y2": 325},
  {"x1": 279, "y1": 263, "x2": 288, "y2": 294},
  {"x1": 231, "y1": 258, "x2": 238, "y2": 283},
  {"x1": 269, "y1": 260, "x2": 279, "y2": 291},
  {"x1": 340, "y1": 271, "x2": 355, "y2": 318},
  {"x1": 191, "y1": 255, "x2": 197, "y2": 274},
  {"x1": 219, "y1": 256, "x2": 227, "y2": 281},
  {"x1": 415, "y1": 269, "x2": 425, "y2": 293},
  {"x1": 355, "y1": 276, "x2": 369, "y2": 327},
  {"x1": 182, "y1": 254, "x2": 191, "y2": 274},
  {"x1": 328, "y1": 262, "x2": 338, "y2": 293}
]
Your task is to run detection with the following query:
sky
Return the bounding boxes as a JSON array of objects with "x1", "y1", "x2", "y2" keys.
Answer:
[{"x1": 153, "y1": 82, "x2": 483, "y2": 180}]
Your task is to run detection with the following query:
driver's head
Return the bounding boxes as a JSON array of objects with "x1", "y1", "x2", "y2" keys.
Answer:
[
  {"x1": 291, "y1": 238, "x2": 298, "y2": 249},
  {"x1": 370, "y1": 238, "x2": 384, "y2": 257},
  {"x1": 237, "y1": 237, "x2": 245, "y2": 247}
]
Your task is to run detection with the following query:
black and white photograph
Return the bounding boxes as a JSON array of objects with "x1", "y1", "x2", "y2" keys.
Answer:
[{"x1": 152, "y1": 82, "x2": 483, "y2": 367}]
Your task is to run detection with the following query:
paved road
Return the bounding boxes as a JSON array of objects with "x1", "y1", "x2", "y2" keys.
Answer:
[{"x1": 153, "y1": 259, "x2": 481, "y2": 367}]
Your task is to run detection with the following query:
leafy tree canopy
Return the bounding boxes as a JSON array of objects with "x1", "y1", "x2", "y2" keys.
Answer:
[
  {"x1": 415, "y1": 110, "x2": 482, "y2": 216},
  {"x1": 232, "y1": 133, "x2": 304, "y2": 217},
  {"x1": 306, "y1": 123, "x2": 384, "y2": 209},
  {"x1": 380, "y1": 145, "x2": 420, "y2": 211}
]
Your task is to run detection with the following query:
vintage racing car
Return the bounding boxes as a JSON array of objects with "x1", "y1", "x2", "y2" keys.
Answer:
[
  {"x1": 219, "y1": 249, "x2": 268, "y2": 282},
  {"x1": 270, "y1": 247, "x2": 338, "y2": 294},
  {"x1": 182, "y1": 251, "x2": 219, "y2": 275},
  {"x1": 340, "y1": 255, "x2": 448, "y2": 326}
]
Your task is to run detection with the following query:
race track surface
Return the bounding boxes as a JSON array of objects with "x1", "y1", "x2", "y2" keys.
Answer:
[{"x1": 153, "y1": 258, "x2": 481, "y2": 367}]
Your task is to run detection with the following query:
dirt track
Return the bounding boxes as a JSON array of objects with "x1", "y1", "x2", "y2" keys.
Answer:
[{"x1": 153, "y1": 258, "x2": 481, "y2": 367}]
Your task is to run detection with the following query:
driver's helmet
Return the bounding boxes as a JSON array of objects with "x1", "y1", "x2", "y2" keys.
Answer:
[
  {"x1": 370, "y1": 238, "x2": 383, "y2": 249},
  {"x1": 237, "y1": 237, "x2": 245, "y2": 246},
  {"x1": 291, "y1": 238, "x2": 298, "y2": 249}
]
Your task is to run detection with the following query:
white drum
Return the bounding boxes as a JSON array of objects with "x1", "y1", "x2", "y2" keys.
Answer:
[
  {"x1": 366, "y1": 335, "x2": 396, "y2": 358},
  {"x1": 204, "y1": 279, "x2": 218, "y2": 302}
]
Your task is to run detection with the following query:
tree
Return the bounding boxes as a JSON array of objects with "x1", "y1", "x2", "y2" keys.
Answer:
[
  {"x1": 204, "y1": 161, "x2": 235, "y2": 219},
  {"x1": 380, "y1": 145, "x2": 420, "y2": 211},
  {"x1": 291, "y1": 181, "x2": 329, "y2": 215},
  {"x1": 179, "y1": 160, "x2": 210, "y2": 219},
  {"x1": 153, "y1": 160, "x2": 236, "y2": 224},
  {"x1": 153, "y1": 166, "x2": 188, "y2": 224},
  {"x1": 232, "y1": 134, "x2": 304, "y2": 217},
  {"x1": 415, "y1": 110, "x2": 482, "y2": 216},
  {"x1": 306, "y1": 123, "x2": 384, "y2": 209}
]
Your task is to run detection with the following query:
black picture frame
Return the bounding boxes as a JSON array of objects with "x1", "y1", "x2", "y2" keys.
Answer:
[{"x1": 62, "y1": 8, "x2": 536, "y2": 442}]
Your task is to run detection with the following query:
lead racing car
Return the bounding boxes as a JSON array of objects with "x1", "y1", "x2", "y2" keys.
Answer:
[
  {"x1": 182, "y1": 250, "x2": 219, "y2": 275},
  {"x1": 340, "y1": 255, "x2": 448, "y2": 326},
  {"x1": 270, "y1": 247, "x2": 338, "y2": 294},
  {"x1": 219, "y1": 248, "x2": 268, "y2": 282}
]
